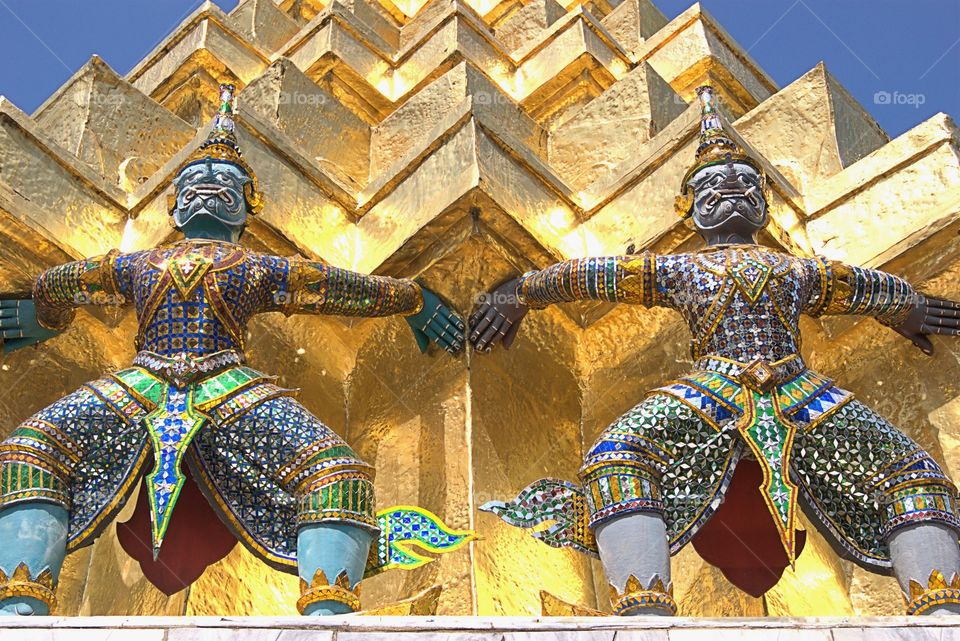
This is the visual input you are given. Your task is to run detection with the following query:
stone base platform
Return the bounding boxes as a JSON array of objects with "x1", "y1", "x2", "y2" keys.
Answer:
[{"x1": 2, "y1": 617, "x2": 960, "y2": 641}]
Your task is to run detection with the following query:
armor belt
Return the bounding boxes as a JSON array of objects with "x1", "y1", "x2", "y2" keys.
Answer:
[
  {"x1": 694, "y1": 353, "x2": 805, "y2": 392},
  {"x1": 133, "y1": 350, "x2": 244, "y2": 387}
]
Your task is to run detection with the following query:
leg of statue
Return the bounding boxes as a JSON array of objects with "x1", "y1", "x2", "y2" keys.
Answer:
[
  {"x1": 578, "y1": 393, "x2": 731, "y2": 616},
  {"x1": 889, "y1": 523, "x2": 960, "y2": 616},
  {"x1": 0, "y1": 383, "x2": 143, "y2": 617},
  {"x1": 792, "y1": 399, "x2": 960, "y2": 616},
  {"x1": 487, "y1": 394, "x2": 733, "y2": 615},
  {"x1": 211, "y1": 395, "x2": 379, "y2": 615},
  {"x1": 595, "y1": 511, "x2": 672, "y2": 615},
  {"x1": 297, "y1": 523, "x2": 373, "y2": 616},
  {"x1": 0, "y1": 503, "x2": 68, "y2": 615}
]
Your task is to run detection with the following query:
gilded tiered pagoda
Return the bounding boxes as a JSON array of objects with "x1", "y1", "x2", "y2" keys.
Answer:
[{"x1": 0, "y1": 0, "x2": 958, "y2": 617}]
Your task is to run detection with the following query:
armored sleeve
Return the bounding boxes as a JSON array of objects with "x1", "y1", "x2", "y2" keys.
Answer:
[
  {"x1": 32, "y1": 249, "x2": 131, "y2": 330},
  {"x1": 804, "y1": 256, "x2": 916, "y2": 326},
  {"x1": 266, "y1": 257, "x2": 424, "y2": 317},
  {"x1": 516, "y1": 253, "x2": 666, "y2": 309}
]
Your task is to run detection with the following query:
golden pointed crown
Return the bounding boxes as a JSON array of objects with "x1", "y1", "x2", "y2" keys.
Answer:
[
  {"x1": 907, "y1": 569, "x2": 960, "y2": 601},
  {"x1": 296, "y1": 569, "x2": 361, "y2": 614},
  {"x1": 169, "y1": 83, "x2": 264, "y2": 216},
  {"x1": 905, "y1": 569, "x2": 960, "y2": 615},
  {"x1": 0, "y1": 562, "x2": 57, "y2": 612},
  {"x1": 0, "y1": 562, "x2": 55, "y2": 590},
  {"x1": 609, "y1": 574, "x2": 672, "y2": 601},
  {"x1": 609, "y1": 574, "x2": 677, "y2": 616},
  {"x1": 675, "y1": 85, "x2": 765, "y2": 217}
]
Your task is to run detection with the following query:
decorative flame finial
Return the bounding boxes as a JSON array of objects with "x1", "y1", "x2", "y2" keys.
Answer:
[
  {"x1": 210, "y1": 83, "x2": 238, "y2": 142},
  {"x1": 297, "y1": 569, "x2": 361, "y2": 614},
  {"x1": 905, "y1": 569, "x2": 960, "y2": 615},
  {"x1": 609, "y1": 574, "x2": 677, "y2": 616}
]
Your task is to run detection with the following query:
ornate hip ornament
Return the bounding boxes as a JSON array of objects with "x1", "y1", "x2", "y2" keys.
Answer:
[
  {"x1": 693, "y1": 353, "x2": 805, "y2": 389},
  {"x1": 132, "y1": 349, "x2": 244, "y2": 387}
]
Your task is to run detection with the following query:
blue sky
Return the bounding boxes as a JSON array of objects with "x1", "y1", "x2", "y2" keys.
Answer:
[{"x1": 0, "y1": 0, "x2": 956, "y2": 137}]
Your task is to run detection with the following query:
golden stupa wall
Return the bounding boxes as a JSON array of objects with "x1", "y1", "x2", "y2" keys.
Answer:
[{"x1": 0, "y1": 0, "x2": 958, "y2": 617}]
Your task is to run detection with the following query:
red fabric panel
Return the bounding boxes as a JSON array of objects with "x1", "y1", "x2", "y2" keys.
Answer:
[
  {"x1": 117, "y1": 468, "x2": 237, "y2": 595},
  {"x1": 692, "y1": 459, "x2": 806, "y2": 597}
]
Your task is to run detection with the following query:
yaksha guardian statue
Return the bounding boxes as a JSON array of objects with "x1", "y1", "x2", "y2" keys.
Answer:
[
  {"x1": 476, "y1": 86, "x2": 960, "y2": 616},
  {"x1": 0, "y1": 85, "x2": 472, "y2": 616}
]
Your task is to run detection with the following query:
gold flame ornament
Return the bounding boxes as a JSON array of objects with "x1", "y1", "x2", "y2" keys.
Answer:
[
  {"x1": 297, "y1": 569, "x2": 361, "y2": 614},
  {"x1": 0, "y1": 562, "x2": 57, "y2": 613},
  {"x1": 609, "y1": 573, "x2": 677, "y2": 616}
]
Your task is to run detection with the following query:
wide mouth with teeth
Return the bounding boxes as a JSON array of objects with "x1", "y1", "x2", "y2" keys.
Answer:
[{"x1": 702, "y1": 185, "x2": 762, "y2": 210}]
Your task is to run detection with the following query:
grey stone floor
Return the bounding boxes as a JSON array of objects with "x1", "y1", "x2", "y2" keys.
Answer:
[{"x1": 1, "y1": 616, "x2": 959, "y2": 640}]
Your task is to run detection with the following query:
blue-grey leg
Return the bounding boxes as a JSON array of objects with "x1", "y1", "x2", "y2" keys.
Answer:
[
  {"x1": 198, "y1": 394, "x2": 379, "y2": 615},
  {"x1": 581, "y1": 394, "x2": 707, "y2": 616},
  {"x1": 889, "y1": 522, "x2": 960, "y2": 615},
  {"x1": 792, "y1": 399, "x2": 960, "y2": 615},
  {"x1": 596, "y1": 512, "x2": 675, "y2": 615},
  {"x1": 297, "y1": 522, "x2": 373, "y2": 615},
  {"x1": 0, "y1": 503, "x2": 68, "y2": 616}
]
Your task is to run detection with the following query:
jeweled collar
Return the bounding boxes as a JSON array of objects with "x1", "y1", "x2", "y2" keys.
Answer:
[
  {"x1": 175, "y1": 237, "x2": 241, "y2": 247},
  {"x1": 695, "y1": 242, "x2": 765, "y2": 253}
]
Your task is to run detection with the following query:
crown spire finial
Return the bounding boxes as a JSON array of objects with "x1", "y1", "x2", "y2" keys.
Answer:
[
  {"x1": 689, "y1": 85, "x2": 754, "y2": 178},
  {"x1": 169, "y1": 82, "x2": 264, "y2": 216},
  {"x1": 210, "y1": 83, "x2": 237, "y2": 142},
  {"x1": 674, "y1": 85, "x2": 765, "y2": 217}
]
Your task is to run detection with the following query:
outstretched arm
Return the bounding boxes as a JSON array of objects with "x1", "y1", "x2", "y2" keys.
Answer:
[
  {"x1": 2, "y1": 250, "x2": 132, "y2": 354},
  {"x1": 515, "y1": 254, "x2": 659, "y2": 308},
  {"x1": 31, "y1": 250, "x2": 130, "y2": 330},
  {"x1": 270, "y1": 258, "x2": 464, "y2": 354},
  {"x1": 470, "y1": 253, "x2": 663, "y2": 352},
  {"x1": 805, "y1": 257, "x2": 957, "y2": 355},
  {"x1": 277, "y1": 259, "x2": 424, "y2": 317}
]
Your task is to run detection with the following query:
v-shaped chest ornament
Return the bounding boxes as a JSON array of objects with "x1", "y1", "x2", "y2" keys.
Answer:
[
  {"x1": 166, "y1": 252, "x2": 213, "y2": 298},
  {"x1": 148, "y1": 243, "x2": 244, "y2": 300},
  {"x1": 727, "y1": 257, "x2": 773, "y2": 305}
]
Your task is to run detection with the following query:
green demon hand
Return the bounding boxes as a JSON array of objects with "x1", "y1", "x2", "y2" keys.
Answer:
[
  {"x1": 0, "y1": 299, "x2": 61, "y2": 355},
  {"x1": 405, "y1": 287, "x2": 465, "y2": 355}
]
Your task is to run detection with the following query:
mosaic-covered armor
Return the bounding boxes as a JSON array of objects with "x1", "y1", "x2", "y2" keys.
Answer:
[
  {"x1": 14, "y1": 239, "x2": 425, "y2": 557},
  {"x1": 0, "y1": 85, "x2": 472, "y2": 616},
  {"x1": 511, "y1": 245, "x2": 956, "y2": 565},
  {"x1": 478, "y1": 86, "x2": 960, "y2": 616}
]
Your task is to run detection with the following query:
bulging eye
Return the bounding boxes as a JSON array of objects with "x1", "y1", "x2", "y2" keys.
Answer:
[{"x1": 215, "y1": 172, "x2": 232, "y2": 184}]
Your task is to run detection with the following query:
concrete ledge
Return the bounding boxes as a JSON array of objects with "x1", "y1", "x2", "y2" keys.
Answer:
[{"x1": 1, "y1": 616, "x2": 959, "y2": 640}]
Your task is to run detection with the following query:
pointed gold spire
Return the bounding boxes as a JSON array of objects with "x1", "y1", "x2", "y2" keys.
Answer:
[
  {"x1": 675, "y1": 85, "x2": 766, "y2": 218},
  {"x1": 359, "y1": 585, "x2": 443, "y2": 616},
  {"x1": 540, "y1": 590, "x2": 604, "y2": 616}
]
